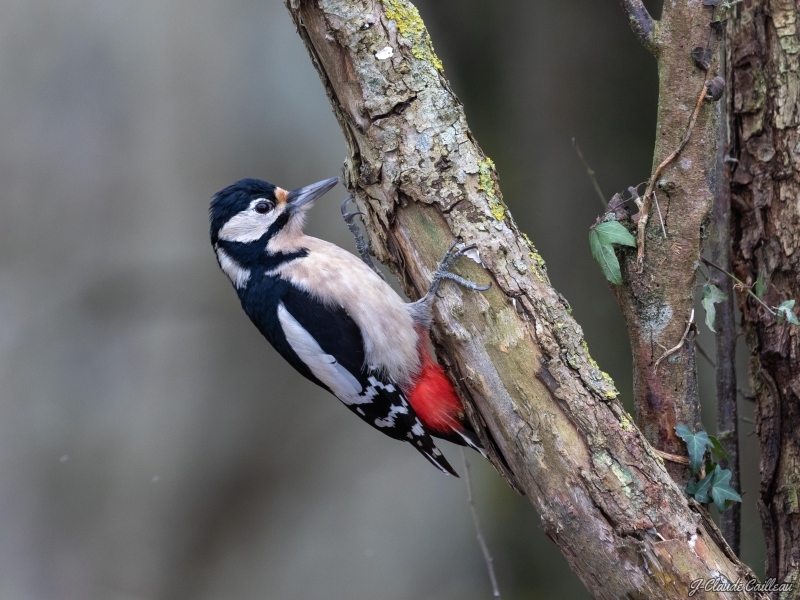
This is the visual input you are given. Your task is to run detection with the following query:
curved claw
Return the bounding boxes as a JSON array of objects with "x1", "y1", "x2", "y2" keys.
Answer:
[
  {"x1": 341, "y1": 196, "x2": 354, "y2": 215},
  {"x1": 343, "y1": 211, "x2": 364, "y2": 222},
  {"x1": 424, "y1": 240, "x2": 492, "y2": 300},
  {"x1": 341, "y1": 196, "x2": 366, "y2": 223}
]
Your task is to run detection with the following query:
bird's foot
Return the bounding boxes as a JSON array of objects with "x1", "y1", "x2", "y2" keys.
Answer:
[
  {"x1": 408, "y1": 241, "x2": 492, "y2": 328},
  {"x1": 428, "y1": 241, "x2": 492, "y2": 298},
  {"x1": 341, "y1": 196, "x2": 384, "y2": 280}
]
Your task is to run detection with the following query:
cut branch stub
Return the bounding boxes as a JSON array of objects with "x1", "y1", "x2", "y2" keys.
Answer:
[
  {"x1": 618, "y1": 0, "x2": 658, "y2": 54},
  {"x1": 285, "y1": 0, "x2": 762, "y2": 596}
]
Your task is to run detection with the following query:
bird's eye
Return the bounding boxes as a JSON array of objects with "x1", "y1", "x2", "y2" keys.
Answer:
[{"x1": 255, "y1": 200, "x2": 274, "y2": 214}]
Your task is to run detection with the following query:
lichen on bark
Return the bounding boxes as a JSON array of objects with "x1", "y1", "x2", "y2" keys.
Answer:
[{"x1": 285, "y1": 0, "x2": 765, "y2": 596}]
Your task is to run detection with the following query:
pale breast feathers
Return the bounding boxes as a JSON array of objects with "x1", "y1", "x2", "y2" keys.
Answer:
[{"x1": 269, "y1": 235, "x2": 420, "y2": 387}]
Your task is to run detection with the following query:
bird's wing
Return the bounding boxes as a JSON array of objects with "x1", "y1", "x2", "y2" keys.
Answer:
[{"x1": 276, "y1": 286, "x2": 457, "y2": 475}]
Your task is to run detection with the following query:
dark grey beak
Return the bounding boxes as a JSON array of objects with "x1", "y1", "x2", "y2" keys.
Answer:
[{"x1": 286, "y1": 177, "x2": 340, "y2": 210}]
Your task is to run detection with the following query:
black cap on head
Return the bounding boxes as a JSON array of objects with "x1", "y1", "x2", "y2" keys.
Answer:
[{"x1": 209, "y1": 179, "x2": 277, "y2": 244}]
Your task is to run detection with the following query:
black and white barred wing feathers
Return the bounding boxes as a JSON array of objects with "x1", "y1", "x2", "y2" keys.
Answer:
[{"x1": 275, "y1": 289, "x2": 458, "y2": 476}]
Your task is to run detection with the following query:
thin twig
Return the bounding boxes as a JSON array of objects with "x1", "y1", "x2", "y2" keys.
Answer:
[
  {"x1": 652, "y1": 190, "x2": 667, "y2": 239},
  {"x1": 638, "y1": 84, "x2": 710, "y2": 270},
  {"x1": 655, "y1": 449, "x2": 690, "y2": 465},
  {"x1": 654, "y1": 309, "x2": 695, "y2": 370},
  {"x1": 572, "y1": 138, "x2": 607, "y2": 209},
  {"x1": 702, "y1": 257, "x2": 777, "y2": 315},
  {"x1": 461, "y1": 448, "x2": 500, "y2": 598},
  {"x1": 695, "y1": 339, "x2": 716, "y2": 368},
  {"x1": 738, "y1": 388, "x2": 755, "y2": 402}
]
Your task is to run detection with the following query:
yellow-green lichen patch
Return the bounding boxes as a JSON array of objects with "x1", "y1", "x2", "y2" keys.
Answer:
[
  {"x1": 521, "y1": 232, "x2": 535, "y2": 248},
  {"x1": 382, "y1": 0, "x2": 443, "y2": 71},
  {"x1": 529, "y1": 251, "x2": 546, "y2": 269},
  {"x1": 601, "y1": 371, "x2": 617, "y2": 398},
  {"x1": 578, "y1": 339, "x2": 619, "y2": 400},
  {"x1": 520, "y1": 232, "x2": 547, "y2": 276},
  {"x1": 618, "y1": 412, "x2": 634, "y2": 431},
  {"x1": 490, "y1": 202, "x2": 505, "y2": 221},
  {"x1": 582, "y1": 340, "x2": 599, "y2": 371},
  {"x1": 477, "y1": 157, "x2": 505, "y2": 220}
]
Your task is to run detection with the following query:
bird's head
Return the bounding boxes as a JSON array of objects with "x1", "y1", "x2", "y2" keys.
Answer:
[{"x1": 209, "y1": 177, "x2": 339, "y2": 246}]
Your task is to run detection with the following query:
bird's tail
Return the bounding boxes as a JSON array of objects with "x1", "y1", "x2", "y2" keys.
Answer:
[
  {"x1": 455, "y1": 429, "x2": 488, "y2": 459},
  {"x1": 414, "y1": 441, "x2": 459, "y2": 477}
]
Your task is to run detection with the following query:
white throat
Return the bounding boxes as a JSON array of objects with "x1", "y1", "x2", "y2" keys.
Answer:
[{"x1": 215, "y1": 246, "x2": 251, "y2": 289}]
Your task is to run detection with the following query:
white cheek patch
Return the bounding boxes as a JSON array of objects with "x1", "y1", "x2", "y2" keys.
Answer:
[
  {"x1": 218, "y1": 202, "x2": 279, "y2": 243},
  {"x1": 278, "y1": 303, "x2": 372, "y2": 405},
  {"x1": 215, "y1": 247, "x2": 251, "y2": 289}
]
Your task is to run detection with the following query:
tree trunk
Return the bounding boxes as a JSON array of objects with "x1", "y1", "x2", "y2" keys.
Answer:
[
  {"x1": 284, "y1": 0, "x2": 763, "y2": 596},
  {"x1": 615, "y1": 0, "x2": 717, "y2": 486},
  {"x1": 729, "y1": 0, "x2": 800, "y2": 589},
  {"x1": 713, "y1": 75, "x2": 742, "y2": 556}
]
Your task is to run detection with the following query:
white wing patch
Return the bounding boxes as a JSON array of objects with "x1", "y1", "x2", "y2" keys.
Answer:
[
  {"x1": 277, "y1": 302, "x2": 370, "y2": 405},
  {"x1": 215, "y1": 246, "x2": 251, "y2": 289},
  {"x1": 373, "y1": 401, "x2": 409, "y2": 428}
]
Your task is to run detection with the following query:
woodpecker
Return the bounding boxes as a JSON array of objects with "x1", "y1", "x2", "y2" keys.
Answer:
[{"x1": 209, "y1": 177, "x2": 490, "y2": 475}]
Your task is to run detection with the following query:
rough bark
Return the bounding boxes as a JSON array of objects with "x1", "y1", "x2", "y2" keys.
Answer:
[
  {"x1": 713, "y1": 68, "x2": 742, "y2": 556},
  {"x1": 729, "y1": 0, "x2": 800, "y2": 589},
  {"x1": 283, "y1": 0, "x2": 763, "y2": 597},
  {"x1": 613, "y1": 2, "x2": 719, "y2": 486}
]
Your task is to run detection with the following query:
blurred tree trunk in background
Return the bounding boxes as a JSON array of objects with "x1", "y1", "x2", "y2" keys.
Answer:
[
  {"x1": 729, "y1": 0, "x2": 800, "y2": 589},
  {"x1": 284, "y1": 0, "x2": 766, "y2": 597}
]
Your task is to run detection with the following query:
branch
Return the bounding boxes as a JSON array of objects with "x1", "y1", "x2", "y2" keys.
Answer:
[
  {"x1": 618, "y1": 0, "x2": 657, "y2": 54},
  {"x1": 284, "y1": 0, "x2": 762, "y2": 596}
]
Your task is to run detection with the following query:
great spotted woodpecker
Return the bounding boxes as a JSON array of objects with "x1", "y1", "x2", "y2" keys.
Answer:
[{"x1": 209, "y1": 177, "x2": 490, "y2": 475}]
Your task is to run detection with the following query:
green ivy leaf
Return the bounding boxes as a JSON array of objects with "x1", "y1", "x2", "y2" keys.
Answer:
[
  {"x1": 775, "y1": 299, "x2": 799, "y2": 326},
  {"x1": 708, "y1": 435, "x2": 731, "y2": 462},
  {"x1": 590, "y1": 229, "x2": 622, "y2": 285},
  {"x1": 687, "y1": 469, "x2": 715, "y2": 503},
  {"x1": 589, "y1": 221, "x2": 636, "y2": 286},
  {"x1": 755, "y1": 271, "x2": 767, "y2": 300},
  {"x1": 709, "y1": 466, "x2": 742, "y2": 512},
  {"x1": 594, "y1": 221, "x2": 638, "y2": 247},
  {"x1": 675, "y1": 425, "x2": 710, "y2": 476},
  {"x1": 701, "y1": 283, "x2": 728, "y2": 332}
]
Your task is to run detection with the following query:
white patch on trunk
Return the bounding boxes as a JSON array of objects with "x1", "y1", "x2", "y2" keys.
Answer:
[
  {"x1": 463, "y1": 246, "x2": 483, "y2": 265},
  {"x1": 215, "y1": 247, "x2": 251, "y2": 289},
  {"x1": 375, "y1": 46, "x2": 393, "y2": 60}
]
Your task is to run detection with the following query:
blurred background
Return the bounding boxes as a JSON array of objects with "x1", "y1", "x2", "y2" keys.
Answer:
[{"x1": 0, "y1": 0, "x2": 765, "y2": 598}]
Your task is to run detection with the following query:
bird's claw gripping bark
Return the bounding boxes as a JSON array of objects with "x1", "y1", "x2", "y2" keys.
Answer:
[
  {"x1": 428, "y1": 240, "x2": 492, "y2": 298},
  {"x1": 341, "y1": 196, "x2": 385, "y2": 280},
  {"x1": 406, "y1": 240, "x2": 492, "y2": 330}
]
